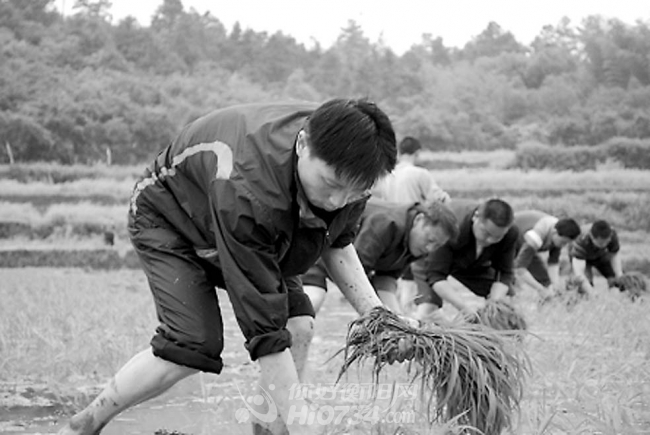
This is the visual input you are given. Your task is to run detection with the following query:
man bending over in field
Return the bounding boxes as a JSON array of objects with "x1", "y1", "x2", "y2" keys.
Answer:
[
  {"x1": 370, "y1": 136, "x2": 451, "y2": 314},
  {"x1": 513, "y1": 210, "x2": 581, "y2": 300},
  {"x1": 303, "y1": 200, "x2": 459, "y2": 314},
  {"x1": 411, "y1": 199, "x2": 518, "y2": 323},
  {"x1": 57, "y1": 99, "x2": 400, "y2": 435},
  {"x1": 569, "y1": 220, "x2": 623, "y2": 294}
]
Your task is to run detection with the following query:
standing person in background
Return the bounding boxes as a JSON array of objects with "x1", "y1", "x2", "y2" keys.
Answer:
[
  {"x1": 570, "y1": 220, "x2": 623, "y2": 294},
  {"x1": 412, "y1": 199, "x2": 518, "y2": 323},
  {"x1": 372, "y1": 136, "x2": 450, "y2": 204},
  {"x1": 371, "y1": 136, "x2": 450, "y2": 314},
  {"x1": 513, "y1": 210, "x2": 581, "y2": 300},
  {"x1": 303, "y1": 200, "x2": 459, "y2": 314},
  {"x1": 56, "y1": 98, "x2": 399, "y2": 435}
]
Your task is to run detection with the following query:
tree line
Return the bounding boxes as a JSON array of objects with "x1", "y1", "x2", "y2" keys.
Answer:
[{"x1": 1, "y1": 0, "x2": 650, "y2": 164}]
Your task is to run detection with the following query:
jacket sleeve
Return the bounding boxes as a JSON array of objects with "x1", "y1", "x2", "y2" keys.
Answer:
[
  {"x1": 570, "y1": 236, "x2": 589, "y2": 260},
  {"x1": 514, "y1": 243, "x2": 537, "y2": 268},
  {"x1": 354, "y1": 215, "x2": 396, "y2": 273},
  {"x1": 548, "y1": 246, "x2": 561, "y2": 265},
  {"x1": 421, "y1": 171, "x2": 451, "y2": 204},
  {"x1": 330, "y1": 201, "x2": 366, "y2": 249},
  {"x1": 210, "y1": 178, "x2": 292, "y2": 361}
]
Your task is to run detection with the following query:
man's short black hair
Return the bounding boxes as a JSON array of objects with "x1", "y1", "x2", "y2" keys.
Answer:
[
  {"x1": 591, "y1": 220, "x2": 613, "y2": 239},
  {"x1": 556, "y1": 218, "x2": 581, "y2": 239},
  {"x1": 478, "y1": 198, "x2": 514, "y2": 228},
  {"x1": 398, "y1": 136, "x2": 422, "y2": 156},
  {"x1": 306, "y1": 98, "x2": 396, "y2": 189}
]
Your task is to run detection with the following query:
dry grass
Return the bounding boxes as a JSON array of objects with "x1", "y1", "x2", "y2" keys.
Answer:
[
  {"x1": 419, "y1": 149, "x2": 516, "y2": 169},
  {"x1": 0, "y1": 201, "x2": 127, "y2": 229},
  {"x1": 0, "y1": 162, "x2": 142, "y2": 183},
  {"x1": 514, "y1": 282, "x2": 650, "y2": 434},
  {"x1": 0, "y1": 268, "x2": 155, "y2": 385},
  {"x1": 0, "y1": 178, "x2": 133, "y2": 199}
]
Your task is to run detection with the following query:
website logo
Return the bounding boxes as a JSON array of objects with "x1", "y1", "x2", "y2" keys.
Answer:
[
  {"x1": 234, "y1": 382, "x2": 416, "y2": 426},
  {"x1": 234, "y1": 382, "x2": 278, "y2": 424}
]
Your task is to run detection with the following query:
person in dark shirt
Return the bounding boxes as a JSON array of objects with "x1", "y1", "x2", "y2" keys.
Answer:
[
  {"x1": 303, "y1": 200, "x2": 459, "y2": 314},
  {"x1": 412, "y1": 199, "x2": 518, "y2": 322},
  {"x1": 57, "y1": 99, "x2": 398, "y2": 435},
  {"x1": 570, "y1": 220, "x2": 623, "y2": 294},
  {"x1": 370, "y1": 136, "x2": 451, "y2": 314}
]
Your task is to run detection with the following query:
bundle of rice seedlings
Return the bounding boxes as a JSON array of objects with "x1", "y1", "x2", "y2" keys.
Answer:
[
  {"x1": 557, "y1": 275, "x2": 590, "y2": 309},
  {"x1": 611, "y1": 272, "x2": 648, "y2": 300},
  {"x1": 336, "y1": 306, "x2": 528, "y2": 435},
  {"x1": 471, "y1": 300, "x2": 527, "y2": 332},
  {"x1": 564, "y1": 275, "x2": 584, "y2": 293}
]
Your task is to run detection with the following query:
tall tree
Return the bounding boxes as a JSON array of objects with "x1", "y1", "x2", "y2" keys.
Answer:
[
  {"x1": 461, "y1": 21, "x2": 525, "y2": 60},
  {"x1": 328, "y1": 20, "x2": 378, "y2": 95},
  {"x1": 151, "y1": 0, "x2": 184, "y2": 31},
  {"x1": 73, "y1": 0, "x2": 113, "y2": 21}
]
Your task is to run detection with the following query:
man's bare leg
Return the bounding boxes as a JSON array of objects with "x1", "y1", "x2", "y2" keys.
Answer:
[
  {"x1": 57, "y1": 348, "x2": 197, "y2": 434},
  {"x1": 303, "y1": 285, "x2": 327, "y2": 315},
  {"x1": 250, "y1": 349, "x2": 320, "y2": 435},
  {"x1": 286, "y1": 316, "x2": 315, "y2": 381},
  {"x1": 252, "y1": 316, "x2": 315, "y2": 435}
]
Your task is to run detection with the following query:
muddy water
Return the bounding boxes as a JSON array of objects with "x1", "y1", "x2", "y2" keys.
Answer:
[{"x1": 3, "y1": 291, "x2": 357, "y2": 435}]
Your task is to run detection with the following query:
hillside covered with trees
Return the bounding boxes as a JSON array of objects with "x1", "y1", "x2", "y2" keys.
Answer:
[{"x1": 2, "y1": 0, "x2": 650, "y2": 164}]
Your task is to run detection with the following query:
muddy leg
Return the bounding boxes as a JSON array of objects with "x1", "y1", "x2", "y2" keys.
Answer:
[
  {"x1": 57, "y1": 348, "x2": 197, "y2": 435},
  {"x1": 249, "y1": 317, "x2": 315, "y2": 435},
  {"x1": 249, "y1": 349, "x2": 320, "y2": 435},
  {"x1": 303, "y1": 285, "x2": 327, "y2": 315},
  {"x1": 286, "y1": 316, "x2": 315, "y2": 382}
]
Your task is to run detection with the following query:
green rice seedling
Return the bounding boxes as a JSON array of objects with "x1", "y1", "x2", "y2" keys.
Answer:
[
  {"x1": 610, "y1": 272, "x2": 648, "y2": 300},
  {"x1": 563, "y1": 275, "x2": 586, "y2": 294},
  {"x1": 335, "y1": 306, "x2": 529, "y2": 435},
  {"x1": 472, "y1": 300, "x2": 527, "y2": 332},
  {"x1": 553, "y1": 275, "x2": 591, "y2": 310}
]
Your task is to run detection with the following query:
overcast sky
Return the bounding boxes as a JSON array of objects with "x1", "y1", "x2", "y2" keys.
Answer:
[{"x1": 58, "y1": 0, "x2": 649, "y2": 54}]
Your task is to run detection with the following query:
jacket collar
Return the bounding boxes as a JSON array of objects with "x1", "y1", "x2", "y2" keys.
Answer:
[{"x1": 290, "y1": 136, "x2": 327, "y2": 230}]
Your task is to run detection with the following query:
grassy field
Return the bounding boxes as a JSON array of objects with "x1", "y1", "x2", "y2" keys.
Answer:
[
  {"x1": 0, "y1": 268, "x2": 648, "y2": 434},
  {"x1": 0, "y1": 160, "x2": 649, "y2": 434}
]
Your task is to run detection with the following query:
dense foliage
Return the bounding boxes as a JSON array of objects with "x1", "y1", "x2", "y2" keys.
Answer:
[{"x1": 2, "y1": 0, "x2": 650, "y2": 163}]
